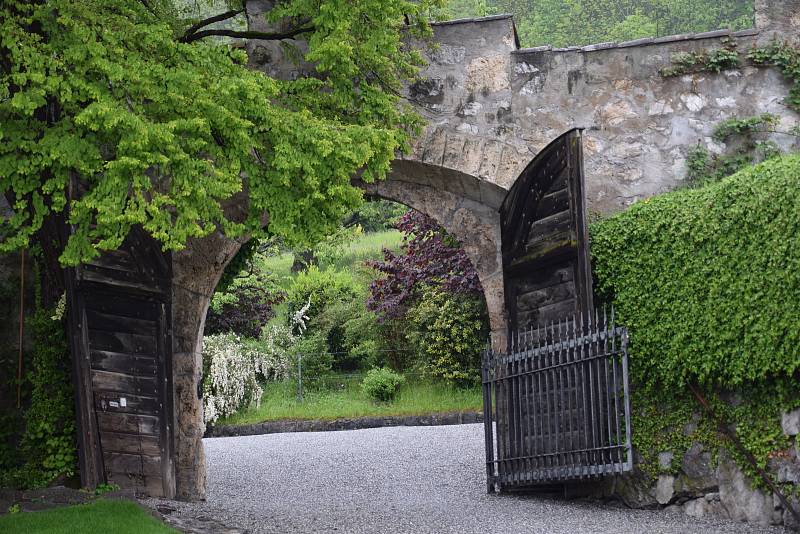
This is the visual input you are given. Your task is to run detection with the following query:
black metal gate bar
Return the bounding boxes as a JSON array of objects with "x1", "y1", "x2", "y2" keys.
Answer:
[{"x1": 482, "y1": 309, "x2": 632, "y2": 491}]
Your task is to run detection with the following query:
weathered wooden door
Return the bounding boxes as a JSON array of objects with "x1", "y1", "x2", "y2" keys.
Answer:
[
  {"x1": 67, "y1": 229, "x2": 175, "y2": 497},
  {"x1": 482, "y1": 129, "x2": 632, "y2": 491},
  {"x1": 499, "y1": 128, "x2": 593, "y2": 335}
]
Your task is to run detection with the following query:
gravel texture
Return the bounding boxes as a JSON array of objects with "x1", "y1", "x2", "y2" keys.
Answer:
[{"x1": 146, "y1": 424, "x2": 788, "y2": 533}]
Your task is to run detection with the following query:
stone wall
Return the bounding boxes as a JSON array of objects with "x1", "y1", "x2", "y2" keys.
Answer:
[
  {"x1": 413, "y1": 0, "x2": 800, "y2": 214},
  {"x1": 597, "y1": 407, "x2": 800, "y2": 530},
  {"x1": 163, "y1": 0, "x2": 800, "y2": 504}
]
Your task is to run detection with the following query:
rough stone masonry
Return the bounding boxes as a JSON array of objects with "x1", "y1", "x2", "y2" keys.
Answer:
[
  {"x1": 159, "y1": 0, "x2": 800, "y2": 504},
  {"x1": 1, "y1": 0, "x2": 796, "y2": 515}
]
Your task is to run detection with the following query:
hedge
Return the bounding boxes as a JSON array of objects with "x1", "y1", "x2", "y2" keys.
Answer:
[{"x1": 591, "y1": 154, "x2": 800, "y2": 388}]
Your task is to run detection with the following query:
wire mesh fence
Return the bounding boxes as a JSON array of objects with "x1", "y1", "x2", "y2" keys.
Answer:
[{"x1": 290, "y1": 349, "x2": 423, "y2": 402}]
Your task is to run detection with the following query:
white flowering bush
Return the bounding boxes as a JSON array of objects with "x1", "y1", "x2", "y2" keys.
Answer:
[
  {"x1": 202, "y1": 301, "x2": 310, "y2": 425},
  {"x1": 203, "y1": 332, "x2": 292, "y2": 424}
]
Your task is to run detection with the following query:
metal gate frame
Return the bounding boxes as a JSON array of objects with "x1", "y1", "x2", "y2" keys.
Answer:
[{"x1": 482, "y1": 309, "x2": 632, "y2": 492}]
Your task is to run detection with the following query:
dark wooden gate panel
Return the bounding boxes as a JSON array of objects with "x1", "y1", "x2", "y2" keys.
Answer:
[
  {"x1": 500, "y1": 128, "x2": 593, "y2": 337},
  {"x1": 485, "y1": 129, "x2": 632, "y2": 491},
  {"x1": 68, "y1": 229, "x2": 175, "y2": 497}
]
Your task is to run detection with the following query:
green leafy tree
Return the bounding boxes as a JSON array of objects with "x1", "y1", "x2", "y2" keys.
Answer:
[{"x1": 1, "y1": 0, "x2": 441, "y2": 269}]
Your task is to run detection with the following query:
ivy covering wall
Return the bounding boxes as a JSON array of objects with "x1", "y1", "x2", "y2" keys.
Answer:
[{"x1": 590, "y1": 154, "x2": 800, "y2": 482}]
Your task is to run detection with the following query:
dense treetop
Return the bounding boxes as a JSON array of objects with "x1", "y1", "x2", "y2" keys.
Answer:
[
  {"x1": 439, "y1": 0, "x2": 754, "y2": 47},
  {"x1": 0, "y1": 0, "x2": 440, "y2": 265}
]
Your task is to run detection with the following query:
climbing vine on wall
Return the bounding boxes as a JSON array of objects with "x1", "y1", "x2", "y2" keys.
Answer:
[
  {"x1": 591, "y1": 155, "x2": 800, "y2": 491},
  {"x1": 686, "y1": 113, "x2": 799, "y2": 185},
  {"x1": 0, "y1": 256, "x2": 76, "y2": 490},
  {"x1": 660, "y1": 40, "x2": 741, "y2": 77},
  {"x1": 662, "y1": 39, "x2": 800, "y2": 114}
]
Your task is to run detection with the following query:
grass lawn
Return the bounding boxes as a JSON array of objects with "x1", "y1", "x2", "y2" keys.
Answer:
[
  {"x1": 0, "y1": 499, "x2": 176, "y2": 534},
  {"x1": 218, "y1": 378, "x2": 483, "y2": 426},
  {"x1": 259, "y1": 229, "x2": 403, "y2": 289}
]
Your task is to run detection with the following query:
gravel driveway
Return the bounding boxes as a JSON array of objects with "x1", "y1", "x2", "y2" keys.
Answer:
[{"x1": 149, "y1": 424, "x2": 787, "y2": 533}]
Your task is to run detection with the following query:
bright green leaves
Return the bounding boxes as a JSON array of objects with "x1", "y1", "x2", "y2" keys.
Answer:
[
  {"x1": 591, "y1": 155, "x2": 800, "y2": 389},
  {"x1": 1, "y1": 0, "x2": 434, "y2": 265}
]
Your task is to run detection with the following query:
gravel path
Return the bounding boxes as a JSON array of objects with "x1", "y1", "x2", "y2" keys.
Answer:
[{"x1": 148, "y1": 424, "x2": 788, "y2": 533}]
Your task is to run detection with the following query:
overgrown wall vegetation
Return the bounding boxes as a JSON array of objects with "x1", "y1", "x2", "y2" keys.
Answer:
[{"x1": 591, "y1": 154, "x2": 800, "y2": 484}]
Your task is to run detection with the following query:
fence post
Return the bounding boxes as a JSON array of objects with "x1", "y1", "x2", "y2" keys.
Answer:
[{"x1": 297, "y1": 352, "x2": 303, "y2": 402}]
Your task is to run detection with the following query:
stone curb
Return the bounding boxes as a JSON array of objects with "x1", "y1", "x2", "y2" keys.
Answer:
[{"x1": 205, "y1": 411, "x2": 484, "y2": 438}]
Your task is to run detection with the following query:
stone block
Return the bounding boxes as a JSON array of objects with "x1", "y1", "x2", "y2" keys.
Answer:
[
  {"x1": 718, "y1": 456, "x2": 776, "y2": 525},
  {"x1": 782, "y1": 409, "x2": 800, "y2": 436},
  {"x1": 656, "y1": 475, "x2": 676, "y2": 505}
]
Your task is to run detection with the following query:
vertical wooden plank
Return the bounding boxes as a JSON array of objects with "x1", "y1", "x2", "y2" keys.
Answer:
[
  {"x1": 158, "y1": 299, "x2": 176, "y2": 499},
  {"x1": 569, "y1": 130, "x2": 594, "y2": 322},
  {"x1": 66, "y1": 274, "x2": 105, "y2": 490}
]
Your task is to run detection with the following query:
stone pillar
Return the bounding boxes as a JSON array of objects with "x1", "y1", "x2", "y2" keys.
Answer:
[
  {"x1": 755, "y1": 0, "x2": 800, "y2": 44},
  {"x1": 171, "y1": 231, "x2": 244, "y2": 501}
]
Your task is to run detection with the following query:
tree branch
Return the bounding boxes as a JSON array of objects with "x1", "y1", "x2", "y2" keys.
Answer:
[
  {"x1": 180, "y1": 25, "x2": 313, "y2": 44},
  {"x1": 182, "y1": 9, "x2": 245, "y2": 41}
]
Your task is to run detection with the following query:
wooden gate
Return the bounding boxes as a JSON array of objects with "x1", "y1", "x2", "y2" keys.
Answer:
[
  {"x1": 67, "y1": 229, "x2": 175, "y2": 498},
  {"x1": 483, "y1": 129, "x2": 632, "y2": 491},
  {"x1": 499, "y1": 128, "x2": 593, "y2": 335}
]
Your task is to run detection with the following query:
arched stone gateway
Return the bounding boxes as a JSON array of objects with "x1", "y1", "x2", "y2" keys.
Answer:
[{"x1": 64, "y1": 0, "x2": 800, "y2": 502}]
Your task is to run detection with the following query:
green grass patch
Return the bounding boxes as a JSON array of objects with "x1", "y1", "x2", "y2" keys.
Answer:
[
  {"x1": 258, "y1": 229, "x2": 402, "y2": 291},
  {"x1": 0, "y1": 499, "x2": 177, "y2": 534},
  {"x1": 322, "y1": 230, "x2": 403, "y2": 272},
  {"x1": 217, "y1": 378, "x2": 482, "y2": 425}
]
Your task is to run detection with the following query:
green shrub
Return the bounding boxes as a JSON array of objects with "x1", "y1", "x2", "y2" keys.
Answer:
[
  {"x1": 361, "y1": 367, "x2": 405, "y2": 402},
  {"x1": 294, "y1": 332, "x2": 334, "y2": 384},
  {"x1": 286, "y1": 266, "x2": 360, "y2": 323},
  {"x1": 591, "y1": 154, "x2": 800, "y2": 389},
  {"x1": 406, "y1": 288, "x2": 488, "y2": 386},
  {"x1": 311, "y1": 299, "x2": 387, "y2": 371}
]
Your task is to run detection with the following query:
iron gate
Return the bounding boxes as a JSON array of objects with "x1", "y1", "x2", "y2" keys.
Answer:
[
  {"x1": 484, "y1": 129, "x2": 632, "y2": 491},
  {"x1": 482, "y1": 310, "x2": 632, "y2": 491}
]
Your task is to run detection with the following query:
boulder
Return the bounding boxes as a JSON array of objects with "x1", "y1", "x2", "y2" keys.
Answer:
[
  {"x1": 717, "y1": 455, "x2": 782, "y2": 525},
  {"x1": 680, "y1": 443, "x2": 718, "y2": 493},
  {"x1": 782, "y1": 409, "x2": 800, "y2": 437},
  {"x1": 656, "y1": 475, "x2": 676, "y2": 505}
]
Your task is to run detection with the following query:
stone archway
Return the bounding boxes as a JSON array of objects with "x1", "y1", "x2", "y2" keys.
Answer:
[{"x1": 168, "y1": 162, "x2": 510, "y2": 500}]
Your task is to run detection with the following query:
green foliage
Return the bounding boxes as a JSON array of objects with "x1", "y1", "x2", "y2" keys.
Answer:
[
  {"x1": 630, "y1": 388, "x2": 718, "y2": 478},
  {"x1": 0, "y1": 0, "x2": 442, "y2": 265},
  {"x1": 712, "y1": 113, "x2": 780, "y2": 142},
  {"x1": 406, "y1": 288, "x2": 488, "y2": 386},
  {"x1": 660, "y1": 39, "x2": 800, "y2": 116},
  {"x1": 13, "y1": 307, "x2": 76, "y2": 488},
  {"x1": 593, "y1": 156, "x2": 800, "y2": 488},
  {"x1": 219, "y1": 377, "x2": 482, "y2": 424},
  {"x1": 361, "y1": 367, "x2": 406, "y2": 402},
  {"x1": 309, "y1": 299, "x2": 387, "y2": 371},
  {"x1": 685, "y1": 112, "x2": 791, "y2": 187},
  {"x1": 91, "y1": 483, "x2": 121, "y2": 496},
  {"x1": 748, "y1": 40, "x2": 800, "y2": 112},
  {"x1": 630, "y1": 381, "x2": 800, "y2": 491},
  {"x1": 592, "y1": 154, "x2": 800, "y2": 389},
  {"x1": 348, "y1": 200, "x2": 408, "y2": 233},
  {"x1": 294, "y1": 334, "x2": 335, "y2": 381},
  {"x1": 286, "y1": 266, "x2": 361, "y2": 323},
  {"x1": 660, "y1": 42, "x2": 740, "y2": 77}
]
